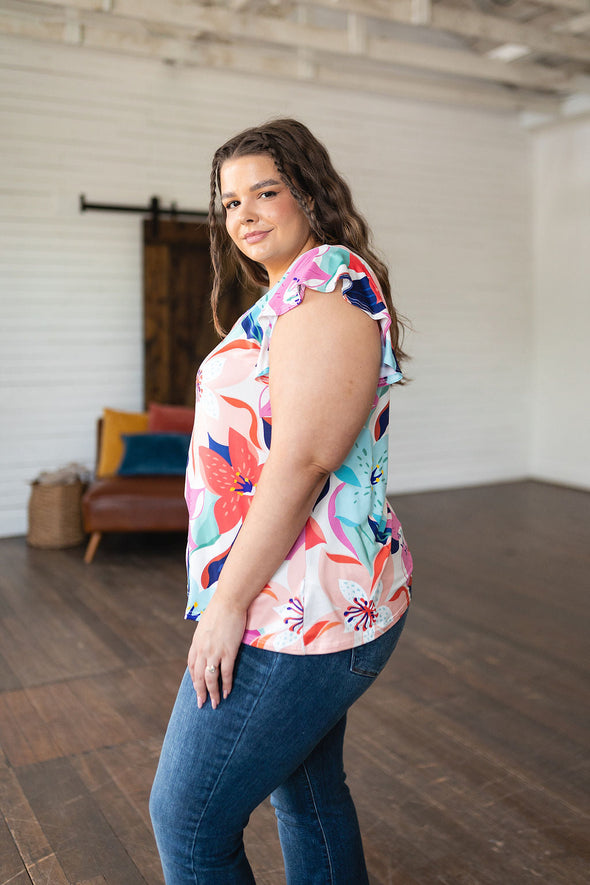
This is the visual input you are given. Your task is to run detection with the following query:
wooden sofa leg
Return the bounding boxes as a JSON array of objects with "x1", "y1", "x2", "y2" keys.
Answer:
[{"x1": 84, "y1": 531, "x2": 102, "y2": 564}]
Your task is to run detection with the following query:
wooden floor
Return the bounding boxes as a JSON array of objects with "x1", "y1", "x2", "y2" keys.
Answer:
[{"x1": 0, "y1": 481, "x2": 588, "y2": 885}]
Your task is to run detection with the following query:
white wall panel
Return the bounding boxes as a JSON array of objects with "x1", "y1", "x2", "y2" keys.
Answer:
[
  {"x1": 531, "y1": 120, "x2": 590, "y2": 490},
  {"x1": 0, "y1": 35, "x2": 533, "y2": 536}
]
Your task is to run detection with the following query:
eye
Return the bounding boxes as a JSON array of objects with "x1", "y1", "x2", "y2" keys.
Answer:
[
  {"x1": 224, "y1": 199, "x2": 239, "y2": 211},
  {"x1": 259, "y1": 190, "x2": 277, "y2": 199}
]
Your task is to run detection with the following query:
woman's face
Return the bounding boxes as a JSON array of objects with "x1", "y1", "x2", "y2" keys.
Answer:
[{"x1": 219, "y1": 153, "x2": 317, "y2": 288}]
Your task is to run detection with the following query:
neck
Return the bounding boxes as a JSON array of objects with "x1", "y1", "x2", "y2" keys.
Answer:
[{"x1": 266, "y1": 237, "x2": 319, "y2": 289}]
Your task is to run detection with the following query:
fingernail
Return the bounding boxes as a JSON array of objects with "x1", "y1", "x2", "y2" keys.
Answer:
[
  {"x1": 211, "y1": 699, "x2": 217, "y2": 711},
  {"x1": 197, "y1": 695, "x2": 203, "y2": 709},
  {"x1": 223, "y1": 690, "x2": 228, "y2": 700}
]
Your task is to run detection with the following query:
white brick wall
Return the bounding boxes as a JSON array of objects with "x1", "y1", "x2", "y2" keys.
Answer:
[
  {"x1": 531, "y1": 119, "x2": 590, "y2": 490},
  {"x1": 0, "y1": 35, "x2": 538, "y2": 536}
]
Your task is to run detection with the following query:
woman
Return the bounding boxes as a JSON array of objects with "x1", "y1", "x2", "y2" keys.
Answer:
[{"x1": 150, "y1": 118, "x2": 413, "y2": 884}]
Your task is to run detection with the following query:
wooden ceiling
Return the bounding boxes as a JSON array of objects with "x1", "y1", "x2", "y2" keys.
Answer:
[{"x1": 1, "y1": 0, "x2": 589, "y2": 122}]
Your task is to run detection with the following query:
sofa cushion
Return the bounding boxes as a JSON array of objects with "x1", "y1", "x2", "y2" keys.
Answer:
[
  {"x1": 82, "y1": 475, "x2": 188, "y2": 532},
  {"x1": 118, "y1": 432, "x2": 191, "y2": 476},
  {"x1": 96, "y1": 408, "x2": 149, "y2": 477},
  {"x1": 148, "y1": 402, "x2": 194, "y2": 435}
]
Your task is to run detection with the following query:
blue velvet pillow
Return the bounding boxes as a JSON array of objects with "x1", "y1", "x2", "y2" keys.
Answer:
[{"x1": 118, "y1": 433, "x2": 191, "y2": 476}]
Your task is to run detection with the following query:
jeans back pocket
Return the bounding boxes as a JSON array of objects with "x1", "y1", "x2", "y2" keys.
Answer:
[{"x1": 349, "y1": 611, "x2": 408, "y2": 678}]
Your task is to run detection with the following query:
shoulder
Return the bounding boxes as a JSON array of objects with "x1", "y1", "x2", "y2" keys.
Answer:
[
  {"x1": 271, "y1": 247, "x2": 381, "y2": 359},
  {"x1": 259, "y1": 246, "x2": 403, "y2": 388},
  {"x1": 272, "y1": 284, "x2": 380, "y2": 364},
  {"x1": 268, "y1": 245, "x2": 385, "y2": 318},
  {"x1": 287, "y1": 244, "x2": 378, "y2": 295}
]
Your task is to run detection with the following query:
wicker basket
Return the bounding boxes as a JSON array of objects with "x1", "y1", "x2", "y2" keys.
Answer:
[{"x1": 27, "y1": 479, "x2": 86, "y2": 549}]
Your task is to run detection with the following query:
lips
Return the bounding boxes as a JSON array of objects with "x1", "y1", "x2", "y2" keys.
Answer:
[{"x1": 243, "y1": 230, "x2": 271, "y2": 244}]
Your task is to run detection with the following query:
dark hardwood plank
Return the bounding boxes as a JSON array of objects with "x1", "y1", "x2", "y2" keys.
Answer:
[
  {"x1": 23, "y1": 855, "x2": 72, "y2": 885},
  {"x1": 0, "y1": 691, "x2": 64, "y2": 767},
  {"x1": 72, "y1": 745, "x2": 163, "y2": 885},
  {"x1": 24, "y1": 678, "x2": 137, "y2": 758},
  {"x1": 76, "y1": 659, "x2": 188, "y2": 745},
  {"x1": 0, "y1": 644, "x2": 21, "y2": 694},
  {"x1": 0, "y1": 482, "x2": 588, "y2": 884},
  {"x1": 0, "y1": 749, "x2": 70, "y2": 884},
  {"x1": 348, "y1": 687, "x2": 589, "y2": 884},
  {"x1": 0, "y1": 581, "x2": 124, "y2": 689},
  {"x1": 0, "y1": 538, "x2": 189, "y2": 689},
  {"x1": 0, "y1": 813, "x2": 31, "y2": 884},
  {"x1": 16, "y1": 756, "x2": 147, "y2": 885}
]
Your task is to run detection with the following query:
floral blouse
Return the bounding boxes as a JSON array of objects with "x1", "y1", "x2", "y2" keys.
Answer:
[{"x1": 185, "y1": 244, "x2": 413, "y2": 654}]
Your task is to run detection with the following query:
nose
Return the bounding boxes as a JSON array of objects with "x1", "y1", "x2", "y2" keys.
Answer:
[{"x1": 238, "y1": 198, "x2": 257, "y2": 224}]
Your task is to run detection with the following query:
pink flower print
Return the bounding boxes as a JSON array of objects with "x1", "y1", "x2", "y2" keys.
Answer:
[
  {"x1": 270, "y1": 594, "x2": 306, "y2": 650},
  {"x1": 283, "y1": 597, "x2": 304, "y2": 634},
  {"x1": 345, "y1": 596, "x2": 378, "y2": 632},
  {"x1": 199, "y1": 428, "x2": 262, "y2": 534},
  {"x1": 339, "y1": 579, "x2": 394, "y2": 643}
]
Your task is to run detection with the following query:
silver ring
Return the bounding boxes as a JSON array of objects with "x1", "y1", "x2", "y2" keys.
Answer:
[{"x1": 206, "y1": 665, "x2": 217, "y2": 674}]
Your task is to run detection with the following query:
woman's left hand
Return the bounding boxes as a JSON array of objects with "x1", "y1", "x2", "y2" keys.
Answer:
[{"x1": 187, "y1": 594, "x2": 247, "y2": 710}]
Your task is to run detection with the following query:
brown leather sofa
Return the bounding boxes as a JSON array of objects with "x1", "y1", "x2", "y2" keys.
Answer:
[{"x1": 81, "y1": 420, "x2": 188, "y2": 563}]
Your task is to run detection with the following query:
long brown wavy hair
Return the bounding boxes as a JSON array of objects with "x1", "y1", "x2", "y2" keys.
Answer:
[{"x1": 208, "y1": 118, "x2": 407, "y2": 365}]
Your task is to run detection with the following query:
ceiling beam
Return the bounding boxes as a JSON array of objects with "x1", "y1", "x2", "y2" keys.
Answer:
[
  {"x1": 25, "y1": 0, "x2": 578, "y2": 91},
  {"x1": 301, "y1": 0, "x2": 590, "y2": 64},
  {"x1": 526, "y1": 0, "x2": 590, "y2": 12},
  {"x1": 304, "y1": 0, "x2": 590, "y2": 16},
  {"x1": 429, "y1": 7, "x2": 590, "y2": 65},
  {"x1": 554, "y1": 11, "x2": 590, "y2": 32},
  {"x1": 365, "y1": 34, "x2": 567, "y2": 89},
  {"x1": 0, "y1": 8, "x2": 562, "y2": 114}
]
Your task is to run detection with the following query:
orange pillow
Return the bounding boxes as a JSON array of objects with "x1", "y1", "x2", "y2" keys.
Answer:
[
  {"x1": 148, "y1": 402, "x2": 195, "y2": 435},
  {"x1": 96, "y1": 408, "x2": 149, "y2": 477}
]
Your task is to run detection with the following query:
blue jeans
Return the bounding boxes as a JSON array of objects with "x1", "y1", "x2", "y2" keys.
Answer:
[{"x1": 150, "y1": 612, "x2": 407, "y2": 884}]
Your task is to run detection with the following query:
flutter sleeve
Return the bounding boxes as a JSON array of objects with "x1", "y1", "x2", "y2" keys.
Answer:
[{"x1": 255, "y1": 244, "x2": 403, "y2": 386}]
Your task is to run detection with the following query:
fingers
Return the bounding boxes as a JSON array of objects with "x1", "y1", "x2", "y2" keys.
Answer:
[
  {"x1": 187, "y1": 649, "x2": 222, "y2": 709},
  {"x1": 205, "y1": 663, "x2": 221, "y2": 710},
  {"x1": 187, "y1": 638, "x2": 209, "y2": 709},
  {"x1": 220, "y1": 657, "x2": 234, "y2": 701},
  {"x1": 188, "y1": 655, "x2": 205, "y2": 709},
  {"x1": 186, "y1": 607, "x2": 245, "y2": 709},
  {"x1": 198, "y1": 660, "x2": 233, "y2": 710},
  {"x1": 187, "y1": 657, "x2": 234, "y2": 710}
]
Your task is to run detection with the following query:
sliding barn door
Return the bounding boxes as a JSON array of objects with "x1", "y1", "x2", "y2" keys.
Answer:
[{"x1": 143, "y1": 219, "x2": 250, "y2": 408}]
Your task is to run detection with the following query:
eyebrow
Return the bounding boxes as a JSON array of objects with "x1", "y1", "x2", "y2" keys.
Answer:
[{"x1": 221, "y1": 178, "x2": 281, "y2": 201}]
